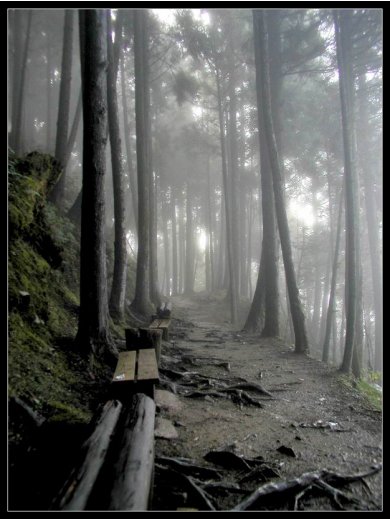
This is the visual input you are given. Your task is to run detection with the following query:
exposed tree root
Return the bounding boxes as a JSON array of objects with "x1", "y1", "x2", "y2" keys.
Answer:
[{"x1": 232, "y1": 464, "x2": 382, "y2": 510}]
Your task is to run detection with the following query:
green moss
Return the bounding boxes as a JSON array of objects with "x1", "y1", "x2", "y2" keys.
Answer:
[
  {"x1": 46, "y1": 401, "x2": 92, "y2": 424},
  {"x1": 356, "y1": 379, "x2": 382, "y2": 411},
  {"x1": 8, "y1": 153, "x2": 62, "y2": 238},
  {"x1": 339, "y1": 373, "x2": 382, "y2": 412},
  {"x1": 8, "y1": 239, "x2": 50, "y2": 321}
]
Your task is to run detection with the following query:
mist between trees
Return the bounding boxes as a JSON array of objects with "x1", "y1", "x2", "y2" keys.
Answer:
[{"x1": 8, "y1": 8, "x2": 382, "y2": 377}]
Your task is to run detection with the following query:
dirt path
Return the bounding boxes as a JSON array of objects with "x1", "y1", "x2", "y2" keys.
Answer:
[{"x1": 152, "y1": 294, "x2": 382, "y2": 511}]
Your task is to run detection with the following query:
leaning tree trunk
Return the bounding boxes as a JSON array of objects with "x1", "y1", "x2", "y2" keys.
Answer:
[
  {"x1": 52, "y1": 9, "x2": 74, "y2": 206},
  {"x1": 256, "y1": 9, "x2": 308, "y2": 353},
  {"x1": 334, "y1": 10, "x2": 360, "y2": 374},
  {"x1": 76, "y1": 9, "x2": 115, "y2": 363},
  {"x1": 107, "y1": 11, "x2": 127, "y2": 320},
  {"x1": 249, "y1": 9, "x2": 279, "y2": 338},
  {"x1": 131, "y1": 9, "x2": 152, "y2": 317}
]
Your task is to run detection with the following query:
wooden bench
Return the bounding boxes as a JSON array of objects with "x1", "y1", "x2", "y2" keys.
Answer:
[
  {"x1": 125, "y1": 327, "x2": 163, "y2": 363},
  {"x1": 149, "y1": 318, "x2": 171, "y2": 341},
  {"x1": 111, "y1": 349, "x2": 159, "y2": 400}
]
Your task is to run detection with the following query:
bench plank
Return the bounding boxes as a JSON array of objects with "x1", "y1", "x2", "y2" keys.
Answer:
[
  {"x1": 137, "y1": 349, "x2": 159, "y2": 383},
  {"x1": 113, "y1": 351, "x2": 136, "y2": 382},
  {"x1": 150, "y1": 319, "x2": 161, "y2": 329}
]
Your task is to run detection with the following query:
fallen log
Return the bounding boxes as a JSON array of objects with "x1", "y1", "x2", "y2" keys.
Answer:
[
  {"x1": 53, "y1": 400, "x2": 123, "y2": 510},
  {"x1": 107, "y1": 394, "x2": 156, "y2": 510},
  {"x1": 232, "y1": 464, "x2": 382, "y2": 511}
]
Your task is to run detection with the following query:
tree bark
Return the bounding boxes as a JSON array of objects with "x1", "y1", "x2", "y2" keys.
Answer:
[
  {"x1": 334, "y1": 10, "x2": 360, "y2": 374},
  {"x1": 357, "y1": 74, "x2": 382, "y2": 372},
  {"x1": 12, "y1": 10, "x2": 33, "y2": 155},
  {"x1": 107, "y1": 10, "x2": 128, "y2": 320},
  {"x1": 322, "y1": 191, "x2": 343, "y2": 363},
  {"x1": 52, "y1": 10, "x2": 74, "y2": 206},
  {"x1": 171, "y1": 193, "x2": 179, "y2": 295},
  {"x1": 184, "y1": 180, "x2": 195, "y2": 295},
  {"x1": 251, "y1": 10, "x2": 279, "y2": 337},
  {"x1": 215, "y1": 64, "x2": 238, "y2": 323},
  {"x1": 120, "y1": 54, "x2": 138, "y2": 232},
  {"x1": 76, "y1": 9, "x2": 114, "y2": 361},
  {"x1": 131, "y1": 9, "x2": 152, "y2": 317},
  {"x1": 257, "y1": 10, "x2": 308, "y2": 353}
]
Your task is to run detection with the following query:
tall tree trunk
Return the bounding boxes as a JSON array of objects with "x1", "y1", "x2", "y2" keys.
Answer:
[
  {"x1": 178, "y1": 201, "x2": 185, "y2": 294},
  {"x1": 227, "y1": 18, "x2": 241, "y2": 300},
  {"x1": 215, "y1": 65, "x2": 238, "y2": 323},
  {"x1": 256, "y1": 10, "x2": 308, "y2": 353},
  {"x1": 357, "y1": 75, "x2": 382, "y2": 372},
  {"x1": 148, "y1": 94, "x2": 160, "y2": 306},
  {"x1": 106, "y1": 10, "x2": 127, "y2": 320},
  {"x1": 76, "y1": 9, "x2": 114, "y2": 361},
  {"x1": 206, "y1": 151, "x2": 215, "y2": 291},
  {"x1": 334, "y1": 10, "x2": 360, "y2": 373},
  {"x1": 120, "y1": 54, "x2": 138, "y2": 232},
  {"x1": 184, "y1": 181, "x2": 195, "y2": 295},
  {"x1": 131, "y1": 9, "x2": 151, "y2": 317},
  {"x1": 10, "y1": 10, "x2": 22, "y2": 151},
  {"x1": 12, "y1": 10, "x2": 32, "y2": 155},
  {"x1": 322, "y1": 191, "x2": 343, "y2": 363},
  {"x1": 46, "y1": 34, "x2": 53, "y2": 153},
  {"x1": 171, "y1": 193, "x2": 178, "y2": 295},
  {"x1": 52, "y1": 10, "x2": 74, "y2": 206},
  {"x1": 251, "y1": 10, "x2": 280, "y2": 337},
  {"x1": 162, "y1": 198, "x2": 171, "y2": 296}
]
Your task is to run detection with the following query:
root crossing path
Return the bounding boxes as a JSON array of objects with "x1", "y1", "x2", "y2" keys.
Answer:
[{"x1": 152, "y1": 294, "x2": 382, "y2": 511}]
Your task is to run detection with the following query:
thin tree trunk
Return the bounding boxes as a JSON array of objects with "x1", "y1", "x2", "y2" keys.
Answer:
[
  {"x1": 120, "y1": 54, "x2": 138, "y2": 231},
  {"x1": 184, "y1": 181, "x2": 195, "y2": 294},
  {"x1": 256, "y1": 10, "x2": 308, "y2": 352},
  {"x1": 178, "y1": 201, "x2": 185, "y2": 294},
  {"x1": 171, "y1": 194, "x2": 178, "y2": 295},
  {"x1": 10, "y1": 10, "x2": 23, "y2": 151},
  {"x1": 52, "y1": 10, "x2": 74, "y2": 205},
  {"x1": 206, "y1": 151, "x2": 215, "y2": 291},
  {"x1": 334, "y1": 10, "x2": 360, "y2": 373},
  {"x1": 148, "y1": 90, "x2": 160, "y2": 306},
  {"x1": 322, "y1": 190, "x2": 343, "y2": 363},
  {"x1": 46, "y1": 34, "x2": 53, "y2": 152},
  {"x1": 162, "y1": 199, "x2": 171, "y2": 296},
  {"x1": 13, "y1": 10, "x2": 33, "y2": 155},
  {"x1": 215, "y1": 65, "x2": 238, "y2": 323}
]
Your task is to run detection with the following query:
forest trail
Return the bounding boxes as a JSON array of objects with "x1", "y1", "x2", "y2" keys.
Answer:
[{"x1": 153, "y1": 294, "x2": 382, "y2": 511}]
